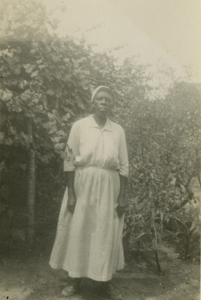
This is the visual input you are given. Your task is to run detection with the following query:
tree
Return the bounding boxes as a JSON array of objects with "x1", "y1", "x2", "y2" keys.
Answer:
[
  {"x1": 122, "y1": 78, "x2": 201, "y2": 262},
  {"x1": 0, "y1": 0, "x2": 90, "y2": 248}
]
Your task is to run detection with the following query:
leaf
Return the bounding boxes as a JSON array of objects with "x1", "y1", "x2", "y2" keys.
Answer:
[
  {"x1": 18, "y1": 80, "x2": 26, "y2": 89},
  {"x1": 38, "y1": 64, "x2": 45, "y2": 70},
  {"x1": 180, "y1": 185, "x2": 186, "y2": 193},
  {"x1": 62, "y1": 113, "x2": 71, "y2": 121},
  {"x1": 20, "y1": 132, "x2": 31, "y2": 146},
  {"x1": 48, "y1": 113, "x2": 55, "y2": 120},
  {"x1": 36, "y1": 59, "x2": 43, "y2": 64},
  {"x1": 46, "y1": 90, "x2": 54, "y2": 96},
  {"x1": 1, "y1": 89, "x2": 13, "y2": 101},
  {"x1": 77, "y1": 100, "x2": 85, "y2": 109},
  {"x1": 30, "y1": 70, "x2": 39, "y2": 78},
  {"x1": 42, "y1": 97, "x2": 47, "y2": 109},
  {"x1": 170, "y1": 178, "x2": 176, "y2": 186},
  {"x1": 55, "y1": 142, "x2": 65, "y2": 151},
  {"x1": 9, "y1": 126, "x2": 16, "y2": 135},
  {"x1": 51, "y1": 136, "x2": 61, "y2": 143},
  {"x1": 24, "y1": 64, "x2": 34, "y2": 73},
  {"x1": 57, "y1": 130, "x2": 65, "y2": 136},
  {"x1": 32, "y1": 98, "x2": 39, "y2": 104}
]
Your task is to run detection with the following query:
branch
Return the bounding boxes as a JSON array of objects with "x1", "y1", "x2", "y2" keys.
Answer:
[{"x1": 173, "y1": 216, "x2": 187, "y2": 230}]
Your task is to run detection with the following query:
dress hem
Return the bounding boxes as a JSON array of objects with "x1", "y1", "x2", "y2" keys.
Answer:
[{"x1": 49, "y1": 262, "x2": 124, "y2": 282}]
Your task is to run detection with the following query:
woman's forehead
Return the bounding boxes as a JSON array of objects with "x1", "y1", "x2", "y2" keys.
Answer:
[{"x1": 95, "y1": 91, "x2": 113, "y2": 98}]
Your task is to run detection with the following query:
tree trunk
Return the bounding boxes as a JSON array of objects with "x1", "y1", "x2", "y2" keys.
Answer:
[{"x1": 27, "y1": 119, "x2": 35, "y2": 249}]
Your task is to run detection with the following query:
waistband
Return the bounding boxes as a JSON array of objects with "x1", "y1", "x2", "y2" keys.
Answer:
[{"x1": 76, "y1": 165, "x2": 119, "y2": 172}]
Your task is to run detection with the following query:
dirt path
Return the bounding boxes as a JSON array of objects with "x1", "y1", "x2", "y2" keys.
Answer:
[{"x1": 0, "y1": 246, "x2": 199, "y2": 300}]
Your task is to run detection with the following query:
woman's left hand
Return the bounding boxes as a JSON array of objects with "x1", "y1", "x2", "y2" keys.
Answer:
[
  {"x1": 117, "y1": 175, "x2": 127, "y2": 218},
  {"x1": 116, "y1": 204, "x2": 126, "y2": 218},
  {"x1": 117, "y1": 194, "x2": 126, "y2": 218}
]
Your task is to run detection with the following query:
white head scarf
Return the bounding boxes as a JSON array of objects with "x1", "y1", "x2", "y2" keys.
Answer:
[{"x1": 91, "y1": 86, "x2": 113, "y2": 102}]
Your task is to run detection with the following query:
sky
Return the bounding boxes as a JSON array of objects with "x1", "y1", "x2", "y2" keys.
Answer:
[
  {"x1": 110, "y1": 0, "x2": 201, "y2": 81},
  {"x1": 43, "y1": 0, "x2": 201, "y2": 83}
]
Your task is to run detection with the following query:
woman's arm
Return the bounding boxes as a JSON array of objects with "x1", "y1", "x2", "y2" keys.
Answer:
[
  {"x1": 66, "y1": 171, "x2": 76, "y2": 214},
  {"x1": 117, "y1": 127, "x2": 129, "y2": 218},
  {"x1": 64, "y1": 123, "x2": 80, "y2": 214},
  {"x1": 117, "y1": 174, "x2": 127, "y2": 218}
]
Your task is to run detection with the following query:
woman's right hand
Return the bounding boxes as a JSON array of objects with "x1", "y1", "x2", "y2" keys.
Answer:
[{"x1": 67, "y1": 192, "x2": 76, "y2": 214}]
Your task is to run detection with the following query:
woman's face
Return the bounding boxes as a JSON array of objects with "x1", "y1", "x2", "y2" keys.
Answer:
[{"x1": 93, "y1": 91, "x2": 113, "y2": 117}]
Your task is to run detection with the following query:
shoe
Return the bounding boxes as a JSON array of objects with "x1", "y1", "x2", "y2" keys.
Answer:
[
  {"x1": 61, "y1": 278, "x2": 82, "y2": 297},
  {"x1": 102, "y1": 282, "x2": 123, "y2": 300}
]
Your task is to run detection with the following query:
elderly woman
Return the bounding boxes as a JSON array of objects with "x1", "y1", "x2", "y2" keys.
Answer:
[{"x1": 49, "y1": 86, "x2": 129, "y2": 299}]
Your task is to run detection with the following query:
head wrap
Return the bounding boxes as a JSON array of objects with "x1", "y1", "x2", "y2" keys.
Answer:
[{"x1": 91, "y1": 86, "x2": 113, "y2": 102}]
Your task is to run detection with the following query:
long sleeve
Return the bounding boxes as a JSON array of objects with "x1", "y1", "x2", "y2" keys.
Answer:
[
  {"x1": 64, "y1": 123, "x2": 79, "y2": 172},
  {"x1": 118, "y1": 128, "x2": 129, "y2": 177}
]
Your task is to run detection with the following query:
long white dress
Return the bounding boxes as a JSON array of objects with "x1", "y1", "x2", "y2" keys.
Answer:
[{"x1": 49, "y1": 115, "x2": 129, "y2": 282}]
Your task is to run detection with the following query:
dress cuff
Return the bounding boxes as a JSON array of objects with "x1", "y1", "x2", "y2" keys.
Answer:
[{"x1": 64, "y1": 160, "x2": 76, "y2": 172}]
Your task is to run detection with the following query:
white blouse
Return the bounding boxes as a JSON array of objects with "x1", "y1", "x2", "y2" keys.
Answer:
[{"x1": 64, "y1": 115, "x2": 129, "y2": 177}]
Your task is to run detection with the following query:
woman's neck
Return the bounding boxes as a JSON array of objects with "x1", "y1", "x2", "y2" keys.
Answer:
[{"x1": 92, "y1": 114, "x2": 107, "y2": 129}]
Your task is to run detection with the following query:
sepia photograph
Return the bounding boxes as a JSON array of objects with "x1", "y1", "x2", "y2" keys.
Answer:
[{"x1": 0, "y1": 0, "x2": 200, "y2": 299}]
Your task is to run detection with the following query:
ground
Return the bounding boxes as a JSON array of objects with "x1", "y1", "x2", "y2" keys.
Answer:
[{"x1": 0, "y1": 244, "x2": 200, "y2": 300}]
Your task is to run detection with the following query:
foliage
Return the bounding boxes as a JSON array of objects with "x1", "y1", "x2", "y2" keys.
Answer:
[
  {"x1": 122, "y1": 80, "x2": 201, "y2": 261},
  {"x1": 0, "y1": 1, "x2": 91, "y2": 157}
]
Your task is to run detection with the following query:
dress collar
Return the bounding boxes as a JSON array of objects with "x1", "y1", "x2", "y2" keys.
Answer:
[{"x1": 88, "y1": 115, "x2": 113, "y2": 131}]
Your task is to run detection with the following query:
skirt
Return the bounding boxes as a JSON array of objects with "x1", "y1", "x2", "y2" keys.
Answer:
[{"x1": 49, "y1": 166, "x2": 125, "y2": 281}]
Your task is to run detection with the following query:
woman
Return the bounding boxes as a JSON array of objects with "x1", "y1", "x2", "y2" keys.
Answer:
[{"x1": 49, "y1": 86, "x2": 129, "y2": 299}]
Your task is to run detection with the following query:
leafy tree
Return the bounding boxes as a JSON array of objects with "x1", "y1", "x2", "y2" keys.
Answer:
[
  {"x1": 123, "y1": 79, "x2": 201, "y2": 264},
  {"x1": 0, "y1": 0, "x2": 91, "y2": 247}
]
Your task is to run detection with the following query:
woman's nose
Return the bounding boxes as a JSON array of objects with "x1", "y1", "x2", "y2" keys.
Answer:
[{"x1": 101, "y1": 98, "x2": 106, "y2": 104}]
